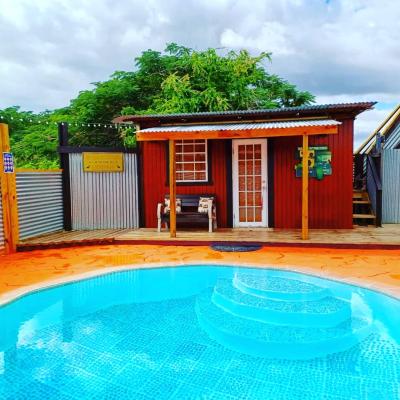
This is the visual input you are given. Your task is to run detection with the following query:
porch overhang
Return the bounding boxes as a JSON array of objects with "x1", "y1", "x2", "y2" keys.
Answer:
[{"x1": 136, "y1": 119, "x2": 341, "y2": 141}]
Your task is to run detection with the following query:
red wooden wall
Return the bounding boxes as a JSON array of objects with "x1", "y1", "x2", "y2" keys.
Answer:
[
  {"x1": 141, "y1": 140, "x2": 228, "y2": 228},
  {"x1": 273, "y1": 118, "x2": 354, "y2": 229},
  {"x1": 140, "y1": 119, "x2": 354, "y2": 230}
]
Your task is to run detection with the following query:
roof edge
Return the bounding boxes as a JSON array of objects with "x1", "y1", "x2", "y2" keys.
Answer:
[{"x1": 113, "y1": 102, "x2": 376, "y2": 124}]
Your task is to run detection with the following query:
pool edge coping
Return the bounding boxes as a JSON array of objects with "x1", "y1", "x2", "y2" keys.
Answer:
[{"x1": 1, "y1": 260, "x2": 400, "y2": 307}]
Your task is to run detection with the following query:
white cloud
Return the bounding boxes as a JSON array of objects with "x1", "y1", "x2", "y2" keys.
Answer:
[
  {"x1": 221, "y1": 22, "x2": 294, "y2": 56},
  {"x1": 0, "y1": 0, "x2": 398, "y2": 146}
]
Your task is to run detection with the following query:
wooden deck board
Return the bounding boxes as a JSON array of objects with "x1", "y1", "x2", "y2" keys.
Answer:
[{"x1": 17, "y1": 225, "x2": 400, "y2": 250}]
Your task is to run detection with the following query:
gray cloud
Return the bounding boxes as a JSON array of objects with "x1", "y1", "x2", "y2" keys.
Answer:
[{"x1": 0, "y1": 0, "x2": 399, "y2": 143}]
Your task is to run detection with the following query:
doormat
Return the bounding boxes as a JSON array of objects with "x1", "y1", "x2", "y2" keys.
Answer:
[{"x1": 210, "y1": 244, "x2": 262, "y2": 252}]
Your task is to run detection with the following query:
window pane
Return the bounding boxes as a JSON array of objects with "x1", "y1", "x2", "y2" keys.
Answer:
[
  {"x1": 183, "y1": 153, "x2": 195, "y2": 162},
  {"x1": 175, "y1": 139, "x2": 207, "y2": 182},
  {"x1": 246, "y1": 160, "x2": 253, "y2": 175},
  {"x1": 247, "y1": 207, "x2": 254, "y2": 221},
  {"x1": 195, "y1": 162, "x2": 206, "y2": 171},
  {"x1": 195, "y1": 172, "x2": 206, "y2": 181},
  {"x1": 239, "y1": 207, "x2": 246, "y2": 222},
  {"x1": 254, "y1": 207, "x2": 262, "y2": 222},
  {"x1": 246, "y1": 145, "x2": 254, "y2": 158},
  {"x1": 184, "y1": 144, "x2": 195, "y2": 152},
  {"x1": 254, "y1": 192, "x2": 262, "y2": 206},
  {"x1": 239, "y1": 161, "x2": 246, "y2": 175},
  {"x1": 238, "y1": 177, "x2": 246, "y2": 191},
  {"x1": 195, "y1": 153, "x2": 206, "y2": 162},
  {"x1": 254, "y1": 160, "x2": 261, "y2": 175},
  {"x1": 238, "y1": 146, "x2": 246, "y2": 160},
  {"x1": 184, "y1": 162, "x2": 195, "y2": 171},
  {"x1": 247, "y1": 177, "x2": 253, "y2": 191},
  {"x1": 183, "y1": 172, "x2": 195, "y2": 181}
]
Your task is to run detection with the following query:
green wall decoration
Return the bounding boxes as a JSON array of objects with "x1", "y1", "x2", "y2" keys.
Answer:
[{"x1": 295, "y1": 145, "x2": 332, "y2": 180}]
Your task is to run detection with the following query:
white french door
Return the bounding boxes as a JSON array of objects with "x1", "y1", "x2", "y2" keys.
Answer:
[{"x1": 232, "y1": 139, "x2": 268, "y2": 227}]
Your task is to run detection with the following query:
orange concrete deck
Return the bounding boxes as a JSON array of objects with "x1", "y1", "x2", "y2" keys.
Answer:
[{"x1": 1, "y1": 244, "x2": 400, "y2": 306}]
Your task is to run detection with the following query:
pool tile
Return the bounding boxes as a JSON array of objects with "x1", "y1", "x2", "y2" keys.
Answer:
[
  {"x1": 90, "y1": 381, "x2": 152, "y2": 400},
  {"x1": 9, "y1": 380, "x2": 75, "y2": 400},
  {"x1": 215, "y1": 373, "x2": 259, "y2": 398},
  {"x1": 171, "y1": 383, "x2": 216, "y2": 399},
  {"x1": 50, "y1": 365, "x2": 112, "y2": 399},
  {"x1": 2, "y1": 267, "x2": 400, "y2": 399},
  {"x1": 138, "y1": 372, "x2": 182, "y2": 400},
  {"x1": 197, "y1": 346, "x2": 235, "y2": 370},
  {"x1": 180, "y1": 363, "x2": 223, "y2": 389},
  {"x1": 112, "y1": 364, "x2": 153, "y2": 389}
]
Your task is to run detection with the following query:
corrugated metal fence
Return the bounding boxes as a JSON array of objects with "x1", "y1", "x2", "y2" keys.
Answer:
[
  {"x1": 69, "y1": 153, "x2": 139, "y2": 229},
  {"x1": 382, "y1": 149, "x2": 400, "y2": 223},
  {"x1": 0, "y1": 183, "x2": 4, "y2": 251},
  {"x1": 16, "y1": 171, "x2": 64, "y2": 239}
]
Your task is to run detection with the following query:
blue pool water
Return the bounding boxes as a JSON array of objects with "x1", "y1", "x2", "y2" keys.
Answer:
[{"x1": 1, "y1": 265, "x2": 400, "y2": 399}]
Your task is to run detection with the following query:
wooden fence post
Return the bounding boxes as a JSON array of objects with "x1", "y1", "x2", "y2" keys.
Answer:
[
  {"x1": 168, "y1": 139, "x2": 177, "y2": 238},
  {"x1": 301, "y1": 134, "x2": 309, "y2": 240},
  {"x1": 0, "y1": 123, "x2": 19, "y2": 253},
  {"x1": 58, "y1": 122, "x2": 72, "y2": 231}
]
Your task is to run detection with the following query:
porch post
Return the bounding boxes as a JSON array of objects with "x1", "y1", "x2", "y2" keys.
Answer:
[
  {"x1": 0, "y1": 123, "x2": 19, "y2": 253},
  {"x1": 168, "y1": 139, "x2": 177, "y2": 238},
  {"x1": 301, "y1": 134, "x2": 309, "y2": 240}
]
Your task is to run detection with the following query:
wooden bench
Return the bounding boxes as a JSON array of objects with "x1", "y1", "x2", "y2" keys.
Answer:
[{"x1": 157, "y1": 194, "x2": 217, "y2": 233}]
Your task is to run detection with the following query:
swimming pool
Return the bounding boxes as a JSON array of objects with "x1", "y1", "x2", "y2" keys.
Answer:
[{"x1": 1, "y1": 265, "x2": 399, "y2": 399}]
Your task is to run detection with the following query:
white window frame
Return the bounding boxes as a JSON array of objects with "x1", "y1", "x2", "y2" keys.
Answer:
[{"x1": 175, "y1": 139, "x2": 208, "y2": 183}]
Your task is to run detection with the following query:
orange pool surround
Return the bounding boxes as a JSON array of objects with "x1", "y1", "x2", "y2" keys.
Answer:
[{"x1": 1, "y1": 245, "x2": 400, "y2": 305}]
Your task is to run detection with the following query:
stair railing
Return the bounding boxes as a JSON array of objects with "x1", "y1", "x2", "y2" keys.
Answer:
[
  {"x1": 366, "y1": 155, "x2": 382, "y2": 227},
  {"x1": 353, "y1": 154, "x2": 366, "y2": 190}
]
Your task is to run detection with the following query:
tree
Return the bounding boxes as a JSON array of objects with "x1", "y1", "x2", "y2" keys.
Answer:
[{"x1": 1, "y1": 43, "x2": 315, "y2": 167}]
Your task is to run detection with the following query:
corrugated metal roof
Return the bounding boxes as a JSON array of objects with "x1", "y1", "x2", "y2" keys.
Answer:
[
  {"x1": 115, "y1": 102, "x2": 375, "y2": 123},
  {"x1": 139, "y1": 119, "x2": 341, "y2": 133}
]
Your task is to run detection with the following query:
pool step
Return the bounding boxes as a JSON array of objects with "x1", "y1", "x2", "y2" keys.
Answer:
[
  {"x1": 196, "y1": 290, "x2": 373, "y2": 360},
  {"x1": 213, "y1": 279, "x2": 351, "y2": 328},
  {"x1": 233, "y1": 273, "x2": 331, "y2": 301}
]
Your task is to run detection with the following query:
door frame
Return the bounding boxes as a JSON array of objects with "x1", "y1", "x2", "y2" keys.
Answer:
[{"x1": 232, "y1": 139, "x2": 268, "y2": 228}]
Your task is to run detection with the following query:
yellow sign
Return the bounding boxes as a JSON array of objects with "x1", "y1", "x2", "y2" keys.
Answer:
[{"x1": 82, "y1": 152, "x2": 124, "y2": 172}]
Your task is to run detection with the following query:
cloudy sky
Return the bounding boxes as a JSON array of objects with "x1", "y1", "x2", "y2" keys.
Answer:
[{"x1": 0, "y1": 0, "x2": 399, "y2": 146}]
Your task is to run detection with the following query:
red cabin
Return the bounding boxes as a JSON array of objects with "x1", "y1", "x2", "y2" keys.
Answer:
[{"x1": 117, "y1": 103, "x2": 375, "y2": 237}]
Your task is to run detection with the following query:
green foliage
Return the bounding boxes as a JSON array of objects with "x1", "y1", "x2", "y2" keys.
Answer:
[
  {"x1": 1, "y1": 107, "x2": 62, "y2": 169},
  {"x1": 1, "y1": 43, "x2": 315, "y2": 168}
]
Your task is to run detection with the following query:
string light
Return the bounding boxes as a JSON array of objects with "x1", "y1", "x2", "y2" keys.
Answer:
[{"x1": 0, "y1": 113, "x2": 132, "y2": 130}]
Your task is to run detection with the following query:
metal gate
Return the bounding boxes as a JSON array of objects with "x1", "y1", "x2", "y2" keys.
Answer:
[{"x1": 69, "y1": 153, "x2": 139, "y2": 229}]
